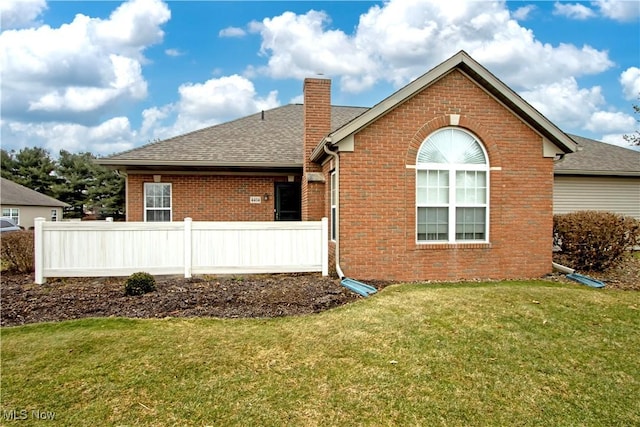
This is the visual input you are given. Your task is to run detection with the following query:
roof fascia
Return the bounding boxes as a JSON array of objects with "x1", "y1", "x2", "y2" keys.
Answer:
[
  {"x1": 554, "y1": 170, "x2": 640, "y2": 177},
  {"x1": 98, "y1": 159, "x2": 302, "y2": 169},
  {"x1": 312, "y1": 50, "x2": 577, "y2": 160},
  {"x1": 124, "y1": 169, "x2": 301, "y2": 177},
  {"x1": 455, "y1": 59, "x2": 576, "y2": 153}
]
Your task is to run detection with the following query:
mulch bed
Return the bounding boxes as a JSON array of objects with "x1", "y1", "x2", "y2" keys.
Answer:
[
  {"x1": 1, "y1": 255, "x2": 637, "y2": 327},
  {"x1": 0, "y1": 273, "x2": 373, "y2": 327}
]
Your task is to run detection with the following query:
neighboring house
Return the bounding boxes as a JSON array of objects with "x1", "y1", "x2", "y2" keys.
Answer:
[
  {"x1": 553, "y1": 135, "x2": 640, "y2": 219},
  {"x1": 0, "y1": 178, "x2": 68, "y2": 229},
  {"x1": 101, "y1": 51, "x2": 579, "y2": 281}
]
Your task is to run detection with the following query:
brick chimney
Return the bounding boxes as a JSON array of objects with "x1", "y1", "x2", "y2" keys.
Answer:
[{"x1": 302, "y1": 78, "x2": 331, "y2": 221}]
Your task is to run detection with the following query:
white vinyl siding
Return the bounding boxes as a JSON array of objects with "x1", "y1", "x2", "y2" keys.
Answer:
[{"x1": 554, "y1": 176, "x2": 640, "y2": 219}]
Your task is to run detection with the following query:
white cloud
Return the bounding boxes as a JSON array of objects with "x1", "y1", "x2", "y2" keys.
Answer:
[
  {"x1": 586, "y1": 110, "x2": 636, "y2": 133},
  {"x1": 513, "y1": 5, "x2": 536, "y2": 20},
  {"x1": 93, "y1": 0, "x2": 171, "y2": 59},
  {"x1": 253, "y1": 10, "x2": 377, "y2": 90},
  {"x1": 145, "y1": 75, "x2": 281, "y2": 139},
  {"x1": 1, "y1": 0, "x2": 631, "y2": 156},
  {"x1": 28, "y1": 55, "x2": 147, "y2": 113},
  {"x1": 140, "y1": 105, "x2": 174, "y2": 141},
  {"x1": 250, "y1": 1, "x2": 613, "y2": 94},
  {"x1": 2, "y1": 118, "x2": 135, "y2": 155},
  {"x1": 620, "y1": 67, "x2": 640, "y2": 100},
  {"x1": 0, "y1": 0, "x2": 170, "y2": 154},
  {"x1": 601, "y1": 133, "x2": 640, "y2": 150},
  {"x1": 593, "y1": 0, "x2": 640, "y2": 22},
  {"x1": 520, "y1": 78, "x2": 637, "y2": 142},
  {"x1": 1, "y1": 0, "x2": 169, "y2": 122},
  {"x1": 165, "y1": 48, "x2": 185, "y2": 57},
  {"x1": 0, "y1": 0, "x2": 47, "y2": 30},
  {"x1": 553, "y1": 2, "x2": 596, "y2": 19},
  {"x1": 219, "y1": 26, "x2": 246, "y2": 37},
  {"x1": 520, "y1": 77, "x2": 605, "y2": 130},
  {"x1": 176, "y1": 75, "x2": 279, "y2": 129}
]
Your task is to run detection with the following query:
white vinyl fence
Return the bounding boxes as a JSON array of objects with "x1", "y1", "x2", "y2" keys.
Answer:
[{"x1": 34, "y1": 217, "x2": 328, "y2": 284}]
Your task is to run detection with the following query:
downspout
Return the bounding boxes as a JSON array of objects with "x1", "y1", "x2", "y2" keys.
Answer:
[{"x1": 323, "y1": 142, "x2": 345, "y2": 279}]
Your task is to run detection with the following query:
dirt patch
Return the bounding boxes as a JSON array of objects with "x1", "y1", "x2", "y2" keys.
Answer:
[{"x1": 1, "y1": 273, "x2": 381, "y2": 327}]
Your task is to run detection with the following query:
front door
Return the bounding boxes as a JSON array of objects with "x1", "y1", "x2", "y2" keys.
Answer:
[{"x1": 274, "y1": 182, "x2": 301, "y2": 221}]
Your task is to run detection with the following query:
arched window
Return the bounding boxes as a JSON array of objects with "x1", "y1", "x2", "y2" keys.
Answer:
[{"x1": 416, "y1": 128, "x2": 489, "y2": 242}]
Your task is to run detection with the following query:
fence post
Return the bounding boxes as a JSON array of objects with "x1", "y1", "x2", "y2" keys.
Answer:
[
  {"x1": 321, "y1": 217, "x2": 329, "y2": 276},
  {"x1": 34, "y1": 217, "x2": 45, "y2": 285},
  {"x1": 184, "y1": 217, "x2": 192, "y2": 278}
]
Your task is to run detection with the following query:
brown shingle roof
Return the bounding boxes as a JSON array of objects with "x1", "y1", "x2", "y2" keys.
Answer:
[
  {"x1": 1, "y1": 178, "x2": 69, "y2": 207},
  {"x1": 101, "y1": 101, "x2": 638, "y2": 178},
  {"x1": 555, "y1": 135, "x2": 640, "y2": 176},
  {"x1": 101, "y1": 104, "x2": 367, "y2": 168}
]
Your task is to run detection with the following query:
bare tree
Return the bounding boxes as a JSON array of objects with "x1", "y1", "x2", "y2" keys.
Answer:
[{"x1": 624, "y1": 96, "x2": 640, "y2": 146}]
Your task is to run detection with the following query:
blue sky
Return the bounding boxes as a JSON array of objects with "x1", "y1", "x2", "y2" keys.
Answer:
[{"x1": 1, "y1": 0, "x2": 639, "y2": 156}]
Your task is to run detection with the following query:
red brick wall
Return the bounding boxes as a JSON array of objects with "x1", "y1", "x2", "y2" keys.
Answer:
[
  {"x1": 126, "y1": 174, "x2": 288, "y2": 222},
  {"x1": 331, "y1": 70, "x2": 555, "y2": 281},
  {"x1": 302, "y1": 78, "x2": 331, "y2": 220}
]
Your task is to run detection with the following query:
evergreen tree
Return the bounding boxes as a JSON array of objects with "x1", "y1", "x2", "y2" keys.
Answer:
[
  {"x1": 1, "y1": 149, "x2": 17, "y2": 180},
  {"x1": 52, "y1": 150, "x2": 97, "y2": 218},
  {"x1": 2, "y1": 147, "x2": 125, "y2": 219},
  {"x1": 88, "y1": 165, "x2": 125, "y2": 220},
  {"x1": 3, "y1": 147, "x2": 57, "y2": 196}
]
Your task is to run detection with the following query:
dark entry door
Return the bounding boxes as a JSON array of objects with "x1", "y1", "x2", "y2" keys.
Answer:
[{"x1": 274, "y1": 182, "x2": 301, "y2": 221}]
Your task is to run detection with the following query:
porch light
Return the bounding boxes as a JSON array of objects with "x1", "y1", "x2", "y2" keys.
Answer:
[{"x1": 263, "y1": 193, "x2": 269, "y2": 201}]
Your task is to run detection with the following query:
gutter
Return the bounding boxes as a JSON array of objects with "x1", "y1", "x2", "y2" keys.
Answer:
[
  {"x1": 311, "y1": 136, "x2": 332, "y2": 162},
  {"x1": 96, "y1": 159, "x2": 302, "y2": 169},
  {"x1": 323, "y1": 142, "x2": 345, "y2": 279}
]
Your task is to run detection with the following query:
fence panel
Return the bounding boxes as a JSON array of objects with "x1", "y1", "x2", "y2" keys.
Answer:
[
  {"x1": 191, "y1": 221, "x2": 325, "y2": 274},
  {"x1": 34, "y1": 218, "x2": 328, "y2": 284}
]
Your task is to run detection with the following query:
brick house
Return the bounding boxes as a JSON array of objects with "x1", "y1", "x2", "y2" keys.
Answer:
[{"x1": 101, "y1": 51, "x2": 579, "y2": 281}]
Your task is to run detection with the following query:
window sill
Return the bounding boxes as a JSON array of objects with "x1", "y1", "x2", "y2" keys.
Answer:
[{"x1": 414, "y1": 242, "x2": 491, "y2": 250}]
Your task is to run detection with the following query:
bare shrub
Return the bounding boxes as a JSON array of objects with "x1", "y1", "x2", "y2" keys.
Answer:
[
  {"x1": 1, "y1": 231, "x2": 34, "y2": 273},
  {"x1": 554, "y1": 211, "x2": 640, "y2": 272}
]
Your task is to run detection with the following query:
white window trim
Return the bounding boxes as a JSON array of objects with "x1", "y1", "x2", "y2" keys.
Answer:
[
  {"x1": 416, "y1": 128, "x2": 490, "y2": 244},
  {"x1": 330, "y1": 171, "x2": 337, "y2": 241},
  {"x1": 2, "y1": 208, "x2": 20, "y2": 225},
  {"x1": 144, "y1": 182, "x2": 172, "y2": 222},
  {"x1": 51, "y1": 209, "x2": 58, "y2": 222}
]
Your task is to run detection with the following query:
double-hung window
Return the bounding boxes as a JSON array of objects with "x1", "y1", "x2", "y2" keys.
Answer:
[
  {"x1": 2, "y1": 208, "x2": 19, "y2": 225},
  {"x1": 144, "y1": 183, "x2": 172, "y2": 222},
  {"x1": 416, "y1": 128, "x2": 489, "y2": 243}
]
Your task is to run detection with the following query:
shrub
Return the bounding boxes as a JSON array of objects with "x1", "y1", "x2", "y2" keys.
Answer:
[
  {"x1": 124, "y1": 272, "x2": 157, "y2": 296},
  {"x1": 0, "y1": 231, "x2": 34, "y2": 273},
  {"x1": 554, "y1": 211, "x2": 640, "y2": 272}
]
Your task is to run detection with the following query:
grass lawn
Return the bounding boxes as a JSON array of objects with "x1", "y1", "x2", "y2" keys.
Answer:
[{"x1": 2, "y1": 280, "x2": 639, "y2": 426}]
